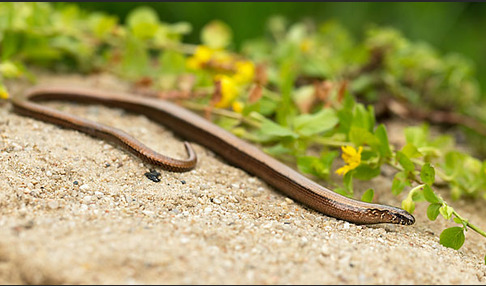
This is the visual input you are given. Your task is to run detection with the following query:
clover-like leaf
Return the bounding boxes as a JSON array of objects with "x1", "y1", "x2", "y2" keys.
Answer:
[{"x1": 439, "y1": 227, "x2": 465, "y2": 250}]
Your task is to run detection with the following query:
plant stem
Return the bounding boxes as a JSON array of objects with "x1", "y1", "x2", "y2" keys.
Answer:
[
  {"x1": 453, "y1": 210, "x2": 486, "y2": 238},
  {"x1": 181, "y1": 101, "x2": 261, "y2": 128}
]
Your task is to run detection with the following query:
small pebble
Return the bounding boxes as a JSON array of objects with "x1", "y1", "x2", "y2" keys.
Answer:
[
  {"x1": 212, "y1": 198, "x2": 222, "y2": 204},
  {"x1": 94, "y1": 191, "x2": 104, "y2": 198},
  {"x1": 285, "y1": 198, "x2": 294, "y2": 204},
  {"x1": 145, "y1": 169, "x2": 161, "y2": 183},
  {"x1": 181, "y1": 180, "x2": 186, "y2": 184},
  {"x1": 47, "y1": 200, "x2": 59, "y2": 209},
  {"x1": 142, "y1": 210, "x2": 155, "y2": 216},
  {"x1": 342, "y1": 222, "x2": 350, "y2": 230},
  {"x1": 200, "y1": 184, "x2": 209, "y2": 190},
  {"x1": 80, "y1": 184, "x2": 90, "y2": 191},
  {"x1": 321, "y1": 245, "x2": 331, "y2": 256},
  {"x1": 82, "y1": 195, "x2": 92, "y2": 204},
  {"x1": 180, "y1": 236, "x2": 190, "y2": 244}
]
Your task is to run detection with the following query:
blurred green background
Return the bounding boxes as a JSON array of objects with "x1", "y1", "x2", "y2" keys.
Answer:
[{"x1": 77, "y1": 2, "x2": 486, "y2": 93}]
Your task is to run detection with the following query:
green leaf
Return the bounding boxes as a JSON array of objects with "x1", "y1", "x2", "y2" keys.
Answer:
[
  {"x1": 343, "y1": 171, "x2": 354, "y2": 195},
  {"x1": 453, "y1": 217, "x2": 462, "y2": 224},
  {"x1": 351, "y1": 103, "x2": 374, "y2": 132},
  {"x1": 349, "y1": 126, "x2": 379, "y2": 147},
  {"x1": 263, "y1": 143, "x2": 293, "y2": 157},
  {"x1": 404, "y1": 124, "x2": 429, "y2": 147},
  {"x1": 439, "y1": 204, "x2": 454, "y2": 220},
  {"x1": 374, "y1": 124, "x2": 391, "y2": 158},
  {"x1": 439, "y1": 227, "x2": 465, "y2": 250},
  {"x1": 294, "y1": 108, "x2": 338, "y2": 137},
  {"x1": 297, "y1": 156, "x2": 316, "y2": 175},
  {"x1": 361, "y1": 188, "x2": 374, "y2": 203},
  {"x1": 201, "y1": 20, "x2": 232, "y2": 49},
  {"x1": 121, "y1": 34, "x2": 150, "y2": 78},
  {"x1": 423, "y1": 185, "x2": 441, "y2": 204},
  {"x1": 276, "y1": 59, "x2": 298, "y2": 126},
  {"x1": 0, "y1": 60, "x2": 22, "y2": 78},
  {"x1": 89, "y1": 12, "x2": 118, "y2": 39},
  {"x1": 401, "y1": 143, "x2": 422, "y2": 158},
  {"x1": 334, "y1": 187, "x2": 353, "y2": 198},
  {"x1": 420, "y1": 163, "x2": 436, "y2": 185},
  {"x1": 297, "y1": 151, "x2": 338, "y2": 179},
  {"x1": 259, "y1": 118, "x2": 299, "y2": 139},
  {"x1": 353, "y1": 164, "x2": 381, "y2": 180},
  {"x1": 391, "y1": 171, "x2": 410, "y2": 195},
  {"x1": 126, "y1": 6, "x2": 160, "y2": 40},
  {"x1": 216, "y1": 116, "x2": 240, "y2": 130},
  {"x1": 159, "y1": 50, "x2": 186, "y2": 74},
  {"x1": 411, "y1": 188, "x2": 425, "y2": 202},
  {"x1": 426, "y1": 203, "x2": 441, "y2": 221},
  {"x1": 396, "y1": 151, "x2": 415, "y2": 172},
  {"x1": 401, "y1": 197, "x2": 415, "y2": 214},
  {"x1": 1, "y1": 30, "x2": 21, "y2": 60}
]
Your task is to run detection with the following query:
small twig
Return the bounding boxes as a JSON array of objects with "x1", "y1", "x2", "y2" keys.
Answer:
[{"x1": 386, "y1": 98, "x2": 486, "y2": 137}]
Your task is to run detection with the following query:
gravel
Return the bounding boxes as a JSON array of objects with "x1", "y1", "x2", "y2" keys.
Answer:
[{"x1": 0, "y1": 73, "x2": 485, "y2": 284}]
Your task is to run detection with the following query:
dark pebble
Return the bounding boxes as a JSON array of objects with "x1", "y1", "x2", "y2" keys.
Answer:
[{"x1": 145, "y1": 169, "x2": 161, "y2": 183}]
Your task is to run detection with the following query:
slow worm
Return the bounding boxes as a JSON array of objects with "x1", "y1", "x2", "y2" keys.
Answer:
[{"x1": 11, "y1": 86, "x2": 415, "y2": 225}]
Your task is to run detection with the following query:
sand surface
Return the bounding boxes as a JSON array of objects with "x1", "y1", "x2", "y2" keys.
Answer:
[{"x1": 1, "y1": 74, "x2": 485, "y2": 284}]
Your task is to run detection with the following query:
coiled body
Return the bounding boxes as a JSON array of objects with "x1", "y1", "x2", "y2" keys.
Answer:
[{"x1": 11, "y1": 86, "x2": 415, "y2": 225}]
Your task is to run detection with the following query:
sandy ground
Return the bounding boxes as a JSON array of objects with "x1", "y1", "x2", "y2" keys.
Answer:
[{"x1": 0, "y1": 73, "x2": 485, "y2": 284}]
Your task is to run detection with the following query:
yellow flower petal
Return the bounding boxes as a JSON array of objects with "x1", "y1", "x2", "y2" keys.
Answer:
[
  {"x1": 335, "y1": 165, "x2": 352, "y2": 176},
  {"x1": 232, "y1": 101, "x2": 244, "y2": 113},
  {"x1": 0, "y1": 85, "x2": 9, "y2": 99},
  {"x1": 214, "y1": 74, "x2": 239, "y2": 108},
  {"x1": 194, "y1": 45, "x2": 214, "y2": 63},
  {"x1": 233, "y1": 60, "x2": 255, "y2": 84},
  {"x1": 299, "y1": 38, "x2": 313, "y2": 53},
  {"x1": 335, "y1": 145, "x2": 363, "y2": 176},
  {"x1": 185, "y1": 45, "x2": 215, "y2": 70}
]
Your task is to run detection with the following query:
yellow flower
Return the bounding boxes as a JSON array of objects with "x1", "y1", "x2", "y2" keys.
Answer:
[
  {"x1": 299, "y1": 38, "x2": 313, "y2": 54},
  {"x1": 335, "y1": 145, "x2": 363, "y2": 176},
  {"x1": 233, "y1": 60, "x2": 255, "y2": 84},
  {"x1": 0, "y1": 85, "x2": 9, "y2": 99},
  {"x1": 212, "y1": 51, "x2": 233, "y2": 66},
  {"x1": 214, "y1": 74, "x2": 239, "y2": 108},
  {"x1": 186, "y1": 45, "x2": 215, "y2": 70},
  {"x1": 232, "y1": 101, "x2": 244, "y2": 113}
]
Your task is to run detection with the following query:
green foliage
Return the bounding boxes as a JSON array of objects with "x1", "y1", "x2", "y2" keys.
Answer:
[
  {"x1": 201, "y1": 20, "x2": 232, "y2": 49},
  {"x1": 420, "y1": 163, "x2": 435, "y2": 186},
  {"x1": 361, "y1": 188, "x2": 374, "y2": 203},
  {"x1": 0, "y1": 2, "x2": 192, "y2": 94},
  {"x1": 440, "y1": 227, "x2": 465, "y2": 250},
  {"x1": 293, "y1": 108, "x2": 338, "y2": 137},
  {"x1": 364, "y1": 26, "x2": 480, "y2": 112}
]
